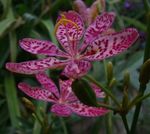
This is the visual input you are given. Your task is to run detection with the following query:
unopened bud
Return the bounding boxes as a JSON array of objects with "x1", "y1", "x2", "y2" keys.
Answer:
[
  {"x1": 123, "y1": 70, "x2": 130, "y2": 89},
  {"x1": 109, "y1": 78, "x2": 117, "y2": 88},
  {"x1": 106, "y1": 61, "x2": 113, "y2": 83},
  {"x1": 139, "y1": 59, "x2": 150, "y2": 85},
  {"x1": 22, "y1": 97, "x2": 35, "y2": 112},
  {"x1": 97, "y1": 0, "x2": 106, "y2": 12}
]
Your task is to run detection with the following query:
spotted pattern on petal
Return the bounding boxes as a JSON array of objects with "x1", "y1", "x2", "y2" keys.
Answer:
[
  {"x1": 20, "y1": 38, "x2": 67, "y2": 57},
  {"x1": 61, "y1": 11, "x2": 84, "y2": 40},
  {"x1": 51, "y1": 104, "x2": 72, "y2": 117},
  {"x1": 80, "y1": 12, "x2": 115, "y2": 52},
  {"x1": 59, "y1": 79, "x2": 77, "y2": 103},
  {"x1": 84, "y1": 28, "x2": 139, "y2": 61},
  {"x1": 18, "y1": 82, "x2": 57, "y2": 102},
  {"x1": 6, "y1": 57, "x2": 67, "y2": 74},
  {"x1": 36, "y1": 73, "x2": 60, "y2": 97},
  {"x1": 69, "y1": 102, "x2": 109, "y2": 117}
]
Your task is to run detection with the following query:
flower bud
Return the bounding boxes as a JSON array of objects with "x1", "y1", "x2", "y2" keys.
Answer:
[
  {"x1": 22, "y1": 97, "x2": 35, "y2": 112},
  {"x1": 123, "y1": 70, "x2": 130, "y2": 89},
  {"x1": 106, "y1": 61, "x2": 113, "y2": 83},
  {"x1": 109, "y1": 78, "x2": 117, "y2": 88},
  {"x1": 139, "y1": 59, "x2": 150, "y2": 85}
]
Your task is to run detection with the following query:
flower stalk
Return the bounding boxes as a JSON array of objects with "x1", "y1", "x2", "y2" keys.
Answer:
[
  {"x1": 84, "y1": 75, "x2": 121, "y2": 108},
  {"x1": 130, "y1": 2, "x2": 150, "y2": 133}
]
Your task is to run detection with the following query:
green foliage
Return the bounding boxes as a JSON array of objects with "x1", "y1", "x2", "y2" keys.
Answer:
[{"x1": 72, "y1": 79, "x2": 98, "y2": 106}]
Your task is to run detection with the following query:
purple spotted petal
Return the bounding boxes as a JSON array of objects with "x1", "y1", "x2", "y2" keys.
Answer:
[
  {"x1": 80, "y1": 12, "x2": 115, "y2": 52},
  {"x1": 56, "y1": 11, "x2": 84, "y2": 54},
  {"x1": 73, "y1": 0, "x2": 88, "y2": 24},
  {"x1": 18, "y1": 82, "x2": 57, "y2": 102},
  {"x1": 59, "y1": 79, "x2": 77, "y2": 102},
  {"x1": 84, "y1": 28, "x2": 139, "y2": 61},
  {"x1": 62, "y1": 60, "x2": 91, "y2": 78},
  {"x1": 51, "y1": 104, "x2": 72, "y2": 117},
  {"x1": 90, "y1": 83, "x2": 105, "y2": 98},
  {"x1": 20, "y1": 38, "x2": 68, "y2": 57},
  {"x1": 69, "y1": 102, "x2": 109, "y2": 117},
  {"x1": 35, "y1": 72, "x2": 60, "y2": 98},
  {"x1": 6, "y1": 57, "x2": 67, "y2": 74}
]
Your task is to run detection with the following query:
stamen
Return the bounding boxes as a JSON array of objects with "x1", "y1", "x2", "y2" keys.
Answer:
[{"x1": 54, "y1": 14, "x2": 79, "y2": 35}]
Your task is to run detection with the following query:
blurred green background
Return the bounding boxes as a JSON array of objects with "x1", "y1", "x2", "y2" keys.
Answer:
[{"x1": 0, "y1": 0, "x2": 149, "y2": 134}]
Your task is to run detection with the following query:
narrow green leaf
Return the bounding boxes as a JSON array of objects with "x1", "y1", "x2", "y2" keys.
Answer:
[
  {"x1": 0, "y1": 0, "x2": 13, "y2": 19},
  {"x1": 9, "y1": 31, "x2": 17, "y2": 62},
  {"x1": 41, "y1": 19, "x2": 58, "y2": 45},
  {"x1": 4, "y1": 73, "x2": 20, "y2": 128},
  {"x1": 0, "y1": 0, "x2": 16, "y2": 38},
  {"x1": 122, "y1": 16, "x2": 146, "y2": 32}
]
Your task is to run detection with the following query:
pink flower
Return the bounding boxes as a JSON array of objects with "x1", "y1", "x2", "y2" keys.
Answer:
[
  {"x1": 73, "y1": 0, "x2": 106, "y2": 25},
  {"x1": 18, "y1": 72, "x2": 108, "y2": 117},
  {"x1": 6, "y1": 11, "x2": 139, "y2": 78}
]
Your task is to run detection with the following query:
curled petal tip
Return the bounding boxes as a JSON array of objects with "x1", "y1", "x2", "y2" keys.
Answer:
[
  {"x1": 18, "y1": 82, "x2": 25, "y2": 89},
  {"x1": 5, "y1": 63, "x2": 12, "y2": 71}
]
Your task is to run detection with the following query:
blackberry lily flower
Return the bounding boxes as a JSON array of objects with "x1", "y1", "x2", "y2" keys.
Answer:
[
  {"x1": 6, "y1": 11, "x2": 139, "y2": 78},
  {"x1": 73, "y1": 0, "x2": 106, "y2": 25},
  {"x1": 18, "y1": 72, "x2": 108, "y2": 117}
]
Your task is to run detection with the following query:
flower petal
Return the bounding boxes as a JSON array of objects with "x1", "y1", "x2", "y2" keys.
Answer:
[
  {"x1": 80, "y1": 12, "x2": 115, "y2": 51},
  {"x1": 51, "y1": 104, "x2": 72, "y2": 117},
  {"x1": 20, "y1": 38, "x2": 68, "y2": 57},
  {"x1": 73, "y1": 0, "x2": 88, "y2": 24},
  {"x1": 84, "y1": 28, "x2": 139, "y2": 61},
  {"x1": 69, "y1": 102, "x2": 109, "y2": 117},
  {"x1": 6, "y1": 57, "x2": 67, "y2": 74},
  {"x1": 35, "y1": 72, "x2": 60, "y2": 98},
  {"x1": 59, "y1": 79, "x2": 77, "y2": 102},
  {"x1": 90, "y1": 83, "x2": 105, "y2": 98},
  {"x1": 62, "y1": 60, "x2": 91, "y2": 78},
  {"x1": 55, "y1": 11, "x2": 84, "y2": 54},
  {"x1": 18, "y1": 82, "x2": 57, "y2": 102}
]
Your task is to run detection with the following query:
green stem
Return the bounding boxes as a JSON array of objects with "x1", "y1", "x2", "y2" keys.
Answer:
[
  {"x1": 106, "y1": 112, "x2": 112, "y2": 134},
  {"x1": 130, "y1": 84, "x2": 147, "y2": 134},
  {"x1": 98, "y1": 103, "x2": 116, "y2": 111},
  {"x1": 104, "y1": 60, "x2": 113, "y2": 134},
  {"x1": 121, "y1": 115, "x2": 130, "y2": 134},
  {"x1": 144, "y1": 12, "x2": 150, "y2": 62},
  {"x1": 84, "y1": 75, "x2": 121, "y2": 108},
  {"x1": 105, "y1": 97, "x2": 112, "y2": 134},
  {"x1": 130, "y1": 9, "x2": 150, "y2": 134},
  {"x1": 128, "y1": 91, "x2": 150, "y2": 109}
]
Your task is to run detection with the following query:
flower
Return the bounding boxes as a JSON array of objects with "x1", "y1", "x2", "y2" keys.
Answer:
[
  {"x1": 73, "y1": 0, "x2": 105, "y2": 25},
  {"x1": 18, "y1": 72, "x2": 108, "y2": 117},
  {"x1": 6, "y1": 11, "x2": 139, "y2": 78}
]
